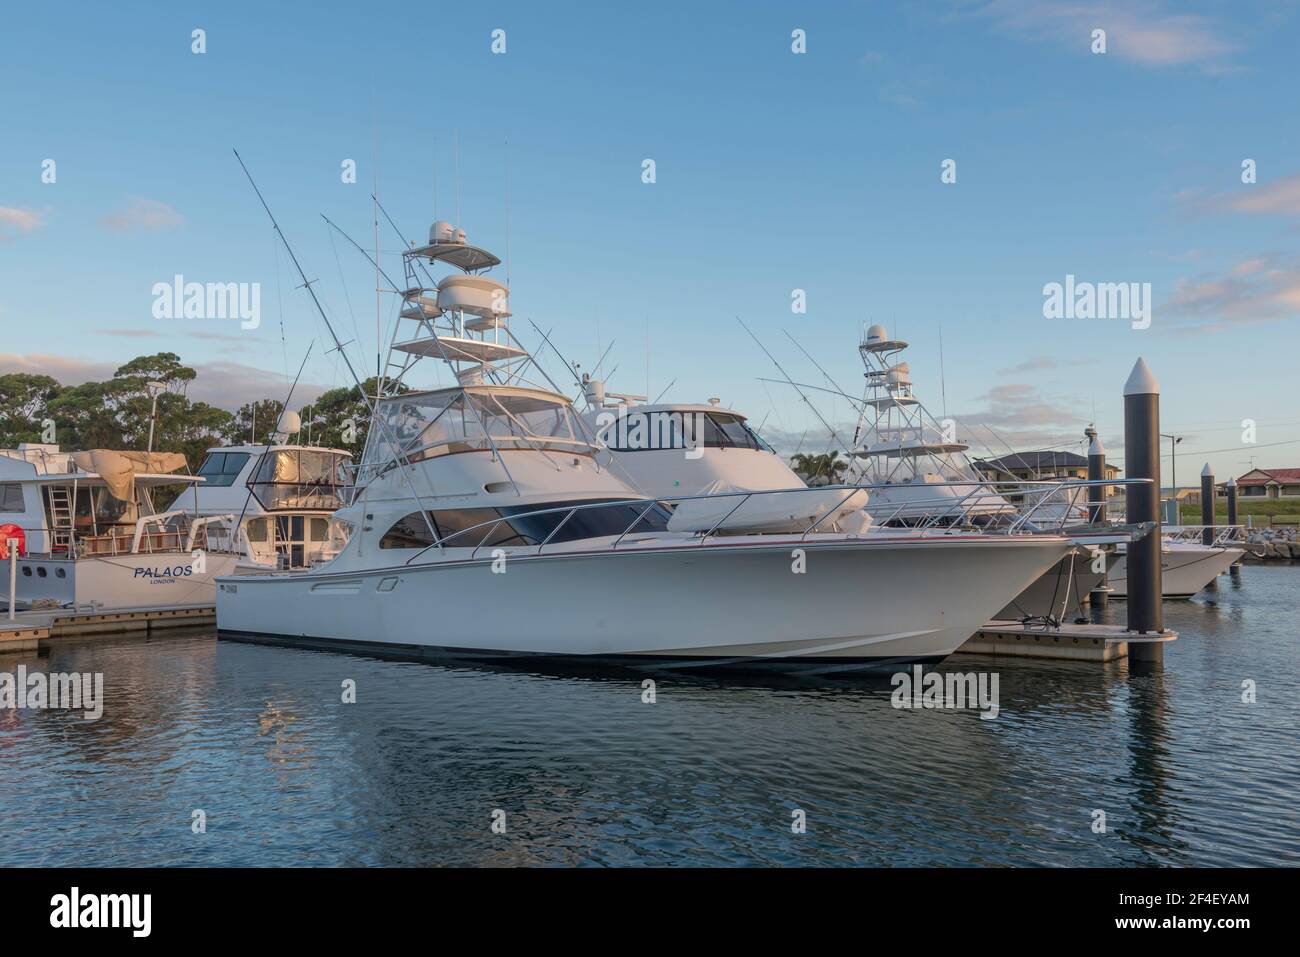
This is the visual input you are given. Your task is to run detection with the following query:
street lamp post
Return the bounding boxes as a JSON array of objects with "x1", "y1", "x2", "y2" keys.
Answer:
[
  {"x1": 1160, "y1": 432, "x2": 1183, "y2": 522},
  {"x1": 145, "y1": 381, "x2": 166, "y2": 453}
]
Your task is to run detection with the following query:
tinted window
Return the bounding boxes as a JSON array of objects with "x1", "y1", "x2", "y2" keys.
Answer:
[
  {"x1": 708, "y1": 414, "x2": 761, "y2": 450},
  {"x1": 379, "y1": 512, "x2": 438, "y2": 549},
  {"x1": 501, "y1": 499, "x2": 670, "y2": 544},
  {"x1": 197, "y1": 452, "x2": 251, "y2": 487},
  {"x1": 432, "y1": 509, "x2": 524, "y2": 547},
  {"x1": 379, "y1": 509, "x2": 519, "y2": 549},
  {"x1": 0, "y1": 483, "x2": 23, "y2": 512},
  {"x1": 379, "y1": 500, "x2": 670, "y2": 549}
]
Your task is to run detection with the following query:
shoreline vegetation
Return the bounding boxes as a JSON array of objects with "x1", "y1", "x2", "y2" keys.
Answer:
[{"x1": 0, "y1": 353, "x2": 376, "y2": 465}]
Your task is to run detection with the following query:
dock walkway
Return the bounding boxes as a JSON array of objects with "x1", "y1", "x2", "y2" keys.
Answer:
[{"x1": 0, "y1": 604, "x2": 214, "y2": 653}]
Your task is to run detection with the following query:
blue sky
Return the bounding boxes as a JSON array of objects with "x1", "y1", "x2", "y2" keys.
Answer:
[{"x1": 2, "y1": 0, "x2": 1298, "y2": 482}]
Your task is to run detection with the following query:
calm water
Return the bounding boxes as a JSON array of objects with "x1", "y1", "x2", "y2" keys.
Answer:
[{"x1": 2, "y1": 565, "x2": 1297, "y2": 867}]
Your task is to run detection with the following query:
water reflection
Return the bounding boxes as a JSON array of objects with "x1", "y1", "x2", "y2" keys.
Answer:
[{"x1": 2, "y1": 565, "x2": 1298, "y2": 866}]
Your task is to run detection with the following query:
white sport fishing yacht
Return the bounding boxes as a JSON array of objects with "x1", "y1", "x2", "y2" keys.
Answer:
[
  {"x1": 580, "y1": 386, "x2": 872, "y2": 535},
  {"x1": 186, "y1": 440, "x2": 354, "y2": 571},
  {"x1": 0, "y1": 444, "x2": 236, "y2": 610},
  {"x1": 848, "y1": 326, "x2": 1125, "y2": 620},
  {"x1": 1108, "y1": 535, "x2": 1244, "y2": 599},
  {"x1": 850, "y1": 329, "x2": 1239, "y2": 601},
  {"x1": 216, "y1": 215, "x2": 1071, "y2": 671}
]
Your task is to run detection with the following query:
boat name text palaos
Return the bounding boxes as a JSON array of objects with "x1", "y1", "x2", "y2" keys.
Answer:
[
  {"x1": 1042, "y1": 274, "x2": 1151, "y2": 329},
  {"x1": 891, "y1": 665, "x2": 1000, "y2": 720},
  {"x1": 49, "y1": 887, "x2": 150, "y2": 938},
  {"x1": 0, "y1": 666, "x2": 103, "y2": 719}
]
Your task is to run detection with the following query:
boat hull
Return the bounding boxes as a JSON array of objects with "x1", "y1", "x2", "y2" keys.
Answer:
[
  {"x1": 216, "y1": 536, "x2": 1071, "y2": 672},
  {"x1": 1109, "y1": 542, "x2": 1244, "y2": 599},
  {"x1": 992, "y1": 549, "x2": 1118, "y2": 621},
  {"x1": 7, "y1": 552, "x2": 238, "y2": 610}
]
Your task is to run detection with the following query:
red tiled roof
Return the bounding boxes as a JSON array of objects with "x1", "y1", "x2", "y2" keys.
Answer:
[{"x1": 1239, "y1": 468, "x2": 1300, "y2": 485}]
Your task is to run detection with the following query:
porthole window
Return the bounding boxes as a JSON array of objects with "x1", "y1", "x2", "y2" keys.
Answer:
[
  {"x1": 37, "y1": 567, "x2": 47, "y2": 578},
  {"x1": 21, "y1": 566, "x2": 32, "y2": 577},
  {"x1": 55, "y1": 568, "x2": 67, "y2": 578}
]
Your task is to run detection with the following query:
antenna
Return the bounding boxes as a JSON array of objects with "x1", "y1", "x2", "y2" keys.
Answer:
[
  {"x1": 938, "y1": 322, "x2": 947, "y2": 419},
  {"x1": 504, "y1": 138, "x2": 511, "y2": 289},
  {"x1": 372, "y1": 85, "x2": 382, "y2": 385}
]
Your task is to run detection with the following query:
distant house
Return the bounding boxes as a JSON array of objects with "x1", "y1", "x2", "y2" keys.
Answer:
[
  {"x1": 974, "y1": 450, "x2": 1121, "y2": 497},
  {"x1": 1236, "y1": 468, "x2": 1300, "y2": 499}
]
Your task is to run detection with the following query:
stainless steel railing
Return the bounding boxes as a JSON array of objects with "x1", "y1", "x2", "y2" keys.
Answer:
[{"x1": 399, "y1": 477, "x2": 1155, "y2": 565}]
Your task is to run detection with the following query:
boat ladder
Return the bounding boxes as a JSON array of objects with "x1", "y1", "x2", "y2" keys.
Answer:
[{"x1": 47, "y1": 486, "x2": 74, "y2": 549}]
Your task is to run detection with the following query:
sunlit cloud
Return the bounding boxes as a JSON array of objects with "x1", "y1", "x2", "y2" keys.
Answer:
[
  {"x1": 1161, "y1": 256, "x2": 1300, "y2": 334},
  {"x1": 100, "y1": 197, "x2": 183, "y2": 232},
  {"x1": 967, "y1": 0, "x2": 1241, "y2": 71},
  {"x1": 0, "y1": 206, "x2": 47, "y2": 239}
]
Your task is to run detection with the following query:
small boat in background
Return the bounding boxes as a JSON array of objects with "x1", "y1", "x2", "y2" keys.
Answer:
[{"x1": 0, "y1": 444, "x2": 236, "y2": 610}]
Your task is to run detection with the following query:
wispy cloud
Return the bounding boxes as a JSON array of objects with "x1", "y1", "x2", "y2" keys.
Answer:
[
  {"x1": 999, "y1": 356, "x2": 1099, "y2": 375},
  {"x1": 94, "y1": 328, "x2": 258, "y2": 350},
  {"x1": 1161, "y1": 255, "x2": 1300, "y2": 334},
  {"x1": 1219, "y1": 173, "x2": 1300, "y2": 217},
  {"x1": 967, "y1": 0, "x2": 1241, "y2": 71},
  {"x1": 100, "y1": 197, "x2": 183, "y2": 232},
  {"x1": 0, "y1": 353, "x2": 118, "y2": 383},
  {"x1": 0, "y1": 206, "x2": 47, "y2": 239}
]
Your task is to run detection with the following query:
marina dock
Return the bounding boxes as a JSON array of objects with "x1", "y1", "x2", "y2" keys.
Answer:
[
  {"x1": 0, "y1": 603, "x2": 214, "y2": 653},
  {"x1": 962, "y1": 621, "x2": 1178, "y2": 662}
]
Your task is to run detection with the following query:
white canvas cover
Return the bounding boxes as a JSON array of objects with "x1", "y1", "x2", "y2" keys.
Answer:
[{"x1": 71, "y1": 450, "x2": 187, "y2": 501}]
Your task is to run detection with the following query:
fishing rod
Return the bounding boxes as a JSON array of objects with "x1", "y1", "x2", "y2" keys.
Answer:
[
  {"x1": 233, "y1": 148, "x2": 438, "y2": 539},
  {"x1": 737, "y1": 317, "x2": 855, "y2": 461}
]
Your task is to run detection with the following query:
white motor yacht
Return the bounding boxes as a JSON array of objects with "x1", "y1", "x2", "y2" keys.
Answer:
[
  {"x1": 0, "y1": 445, "x2": 236, "y2": 610},
  {"x1": 186, "y1": 442, "x2": 354, "y2": 572},
  {"x1": 1108, "y1": 539, "x2": 1244, "y2": 599},
  {"x1": 216, "y1": 218, "x2": 1072, "y2": 671}
]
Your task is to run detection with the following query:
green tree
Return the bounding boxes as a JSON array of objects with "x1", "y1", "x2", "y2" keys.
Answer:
[
  {"x1": 46, "y1": 379, "x2": 124, "y2": 450},
  {"x1": 227, "y1": 399, "x2": 286, "y2": 446},
  {"x1": 790, "y1": 451, "x2": 849, "y2": 485},
  {"x1": 299, "y1": 376, "x2": 399, "y2": 458},
  {"x1": 36, "y1": 353, "x2": 233, "y2": 465},
  {"x1": 0, "y1": 373, "x2": 63, "y2": 445},
  {"x1": 106, "y1": 353, "x2": 198, "y2": 451}
]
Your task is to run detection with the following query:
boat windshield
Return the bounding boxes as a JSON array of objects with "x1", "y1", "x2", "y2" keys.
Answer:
[
  {"x1": 363, "y1": 387, "x2": 595, "y2": 470},
  {"x1": 248, "y1": 449, "x2": 351, "y2": 511}
]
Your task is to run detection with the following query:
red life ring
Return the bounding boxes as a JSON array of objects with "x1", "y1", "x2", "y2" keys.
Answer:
[{"x1": 0, "y1": 524, "x2": 26, "y2": 559}]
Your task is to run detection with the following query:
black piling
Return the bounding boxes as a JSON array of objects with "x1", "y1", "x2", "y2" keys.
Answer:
[
  {"x1": 1226, "y1": 477, "x2": 1242, "y2": 573},
  {"x1": 1087, "y1": 432, "x2": 1109, "y2": 608},
  {"x1": 1200, "y1": 464, "x2": 1215, "y2": 546},
  {"x1": 1124, "y1": 358, "x2": 1163, "y2": 663}
]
